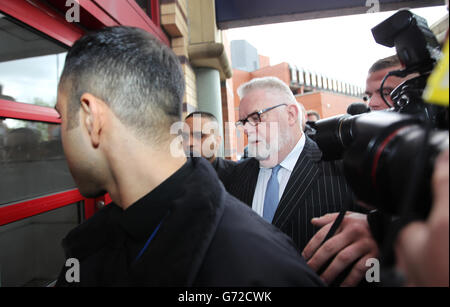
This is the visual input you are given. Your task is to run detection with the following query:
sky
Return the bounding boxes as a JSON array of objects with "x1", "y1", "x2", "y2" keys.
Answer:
[
  {"x1": 0, "y1": 5, "x2": 447, "y2": 107},
  {"x1": 225, "y1": 5, "x2": 448, "y2": 88},
  {"x1": 0, "y1": 53, "x2": 66, "y2": 106}
]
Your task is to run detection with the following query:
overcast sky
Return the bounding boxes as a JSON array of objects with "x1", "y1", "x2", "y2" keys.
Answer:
[
  {"x1": 0, "y1": 53, "x2": 66, "y2": 106},
  {"x1": 0, "y1": 6, "x2": 447, "y2": 106},
  {"x1": 225, "y1": 5, "x2": 448, "y2": 88}
]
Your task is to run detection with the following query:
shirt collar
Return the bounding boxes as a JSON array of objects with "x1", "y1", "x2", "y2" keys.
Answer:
[{"x1": 279, "y1": 133, "x2": 306, "y2": 172}]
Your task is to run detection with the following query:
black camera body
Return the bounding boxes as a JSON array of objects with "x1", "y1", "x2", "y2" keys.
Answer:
[
  {"x1": 371, "y1": 10, "x2": 440, "y2": 74},
  {"x1": 309, "y1": 10, "x2": 449, "y2": 219}
]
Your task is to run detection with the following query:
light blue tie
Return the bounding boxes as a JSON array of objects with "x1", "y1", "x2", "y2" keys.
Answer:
[{"x1": 263, "y1": 165, "x2": 282, "y2": 223}]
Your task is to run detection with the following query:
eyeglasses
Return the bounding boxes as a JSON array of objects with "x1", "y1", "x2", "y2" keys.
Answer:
[
  {"x1": 235, "y1": 103, "x2": 287, "y2": 128},
  {"x1": 363, "y1": 87, "x2": 394, "y2": 102}
]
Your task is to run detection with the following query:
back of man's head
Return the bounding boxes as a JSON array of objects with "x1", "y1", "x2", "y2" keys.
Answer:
[
  {"x1": 306, "y1": 110, "x2": 320, "y2": 122},
  {"x1": 59, "y1": 26, "x2": 185, "y2": 144}
]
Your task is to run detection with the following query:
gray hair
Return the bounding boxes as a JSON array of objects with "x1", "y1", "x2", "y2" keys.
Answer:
[
  {"x1": 237, "y1": 77, "x2": 297, "y2": 104},
  {"x1": 237, "y1": 76, "x2": 303, "y2": 126}
]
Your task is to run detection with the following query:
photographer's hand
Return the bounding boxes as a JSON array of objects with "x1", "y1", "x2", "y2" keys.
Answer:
[
  {"x1": 395, "y1": 149, "x2": 449, "y2": 286},
  {"x1": 302, "y1": 212, "x2": 379, "y2": 286}
]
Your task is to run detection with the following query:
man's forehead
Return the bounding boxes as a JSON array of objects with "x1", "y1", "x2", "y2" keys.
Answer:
[
  {"x1": 185, "y1": 116, "x2": 215, "y2": 130},
  {"x1": 56, "y1": 88, "x2": 68, "y2": 105},
  {"x1": 239, "y1": 88, "x2": 273, "y2": 115},
  {"x1": 368, "y1": 66, "x2": 403, "y2": 81}
]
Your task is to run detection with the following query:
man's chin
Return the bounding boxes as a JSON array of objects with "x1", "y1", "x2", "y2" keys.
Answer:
[
  {"x1": 258, "y1": 155, "x2": 279, "y2": 168},
  {"x1": 248, "y1": 148, "x2": 268, "y2": 161},
  {"x1": 249, "y1": 143, "x2": 275, "y2": 160},
  {"x1": 78, "y1": 186, "x2": 107, "y2": 199}
]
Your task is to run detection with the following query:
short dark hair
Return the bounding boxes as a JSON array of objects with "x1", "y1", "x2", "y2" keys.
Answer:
[
  {"x1": 306, "y1": 110, "x2": 320, "y2": 120},
  {"x1": 368, "y1": 55, "x2": 402, "y2": 74},
  {"x1": 59, "y1": 26, "x2": 185, "y2": 143},
  {"x1": 185, "y1": 111, "x2": 218, "y2": 122}
]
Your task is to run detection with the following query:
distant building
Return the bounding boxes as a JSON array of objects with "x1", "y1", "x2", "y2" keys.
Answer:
[
  {"x1": 227, "y1": 39, "x2": 367, "y2": 157},
  {"x1": 230, "y1": 40, "x2": 260, "y2": 72}
]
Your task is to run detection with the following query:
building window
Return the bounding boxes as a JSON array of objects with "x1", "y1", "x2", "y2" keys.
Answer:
[
  {"x1": 0, "y1": 118, "x2": 76, "y2": 206},
  {"x1": 0, "y1": 202, "x2": 82, "y2": 287},
  {"x1": 0, "y1": 13, "x2": 67, "y2": 107},
  {"x1": 136, "y1": 0, "x2": 152, "y2": 16},
  {"x1": 135, "y1": 0, "x2": 160, "y2": 26}
]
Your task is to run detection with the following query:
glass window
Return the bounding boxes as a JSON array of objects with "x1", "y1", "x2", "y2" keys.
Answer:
[
  {"x1": 0, "y1": 118, "x2": 76, "y2": 205},
  {"x1": 298, "y1": 69, "x2": 305, "y2": 85},
  {"x1": 135, "y1": 0, "x2": 153, "y2": 17},
  {"x1": 0, "y1": 203, "x2": 82, "y2": 287},
  {"x1": 0, "y1": 13, "x2": 67, "y2": 107}
]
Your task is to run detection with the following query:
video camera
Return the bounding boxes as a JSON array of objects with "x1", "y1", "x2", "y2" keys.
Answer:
[{"x1": 309, "y1": 10, "x2": 449, "y2": 220}]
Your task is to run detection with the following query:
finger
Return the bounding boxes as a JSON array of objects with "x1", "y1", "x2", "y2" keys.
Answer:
[
  {"x1": 302, "y1": 222, "x2": 333, "y2": 261},
  {"x1": 430, "y1": 150, "x2": 449, "y2": 217},
  {"x1": 306, "y1": 231, "x2": 356, "y2": 272},
  {"x1": 311, "y1": 213, "x2": 340, "y2": 227},
  {"x1": 340, "y1": 254, "x2": 378, "y2": 287},
  {"x1": 320, "y1": 239, "x2": 373, "y2": 285},
  {"x1": 355, "y1": 200, "x2": 376, "y2": 211},
  {"x1": 395, "y1": 222, "x2": 428, "y2": 277}
]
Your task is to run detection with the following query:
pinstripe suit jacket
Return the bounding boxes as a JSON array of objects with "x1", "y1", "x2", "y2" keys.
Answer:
[{"x1": 223, "y1": 136, "x2": 358, "y2": 251}]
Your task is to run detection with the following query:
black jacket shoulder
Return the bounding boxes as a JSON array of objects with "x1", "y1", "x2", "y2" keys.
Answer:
[{"x1": 195, "y1": 193, "x2": 324, "y2": 286}]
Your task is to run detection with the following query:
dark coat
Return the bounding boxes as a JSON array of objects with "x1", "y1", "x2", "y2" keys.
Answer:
[
  {"x1": 222, "y1": 136, "x2": 359, "y2": 251},
  {"x1": 56, "y1": 158, "x2": 324, "y2": 287},
  {"x1": 212, "y1": 157, "x2": 237, "y2": 183}
]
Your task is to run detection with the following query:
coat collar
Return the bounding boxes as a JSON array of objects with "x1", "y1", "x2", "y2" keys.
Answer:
[
  {"x1": 62, "y1": 158, "x2": 227, "y2": 286},
  {"x1": 129, "y1": 158, "x2": 227, "y2": 286}
]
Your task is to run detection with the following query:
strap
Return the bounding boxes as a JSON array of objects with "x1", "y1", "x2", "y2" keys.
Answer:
[{"x1": 134, "y1": 212, "x2": 169, "y2": 263}]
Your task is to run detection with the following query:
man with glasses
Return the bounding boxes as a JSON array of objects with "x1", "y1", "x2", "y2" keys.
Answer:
[
  {"x1": 225, "y1": 77, "x2": 379, "y2": 286},
  {"x1": 364, "y1": 55, "x2": 411, "y2": 111}
]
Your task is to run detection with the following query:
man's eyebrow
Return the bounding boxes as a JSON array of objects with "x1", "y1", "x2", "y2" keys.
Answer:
[{"x1": 245, "y1": 110, "x2": 259, "y2": 117}]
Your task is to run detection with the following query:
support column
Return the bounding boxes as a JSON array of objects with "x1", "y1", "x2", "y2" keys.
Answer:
[{"x1": 195, "y1": 67, "x2": 224, "y2": 157}]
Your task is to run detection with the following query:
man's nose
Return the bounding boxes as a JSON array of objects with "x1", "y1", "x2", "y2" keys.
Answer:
[
  {"x1": 243, "y1": 122, "x2": 256, "y2": 136},
  {"x1": 183, "y1": 135, "x2": 194, "y2": 148},
  {"x1": 369, "y1": 96, "x2": 383, "y2": 110}
]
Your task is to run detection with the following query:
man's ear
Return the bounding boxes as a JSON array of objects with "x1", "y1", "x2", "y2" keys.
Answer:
[
  {"x1": 287, "y1": 104, "x2": 299, "y2": 126},
  {"x1": 80, "y1": 93, "x2": 105, "y2": 148}
]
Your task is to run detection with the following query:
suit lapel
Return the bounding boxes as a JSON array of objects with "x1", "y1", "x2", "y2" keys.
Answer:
[
  {"x1": 272, "y1": 137, "x2": 322, "y2": 228},
  {"x1": 226, "y1": 158, "x2": 260, "y2": 207},
  {"x1": 241, "y1": 159, "x2": 260, "y2": 206}
]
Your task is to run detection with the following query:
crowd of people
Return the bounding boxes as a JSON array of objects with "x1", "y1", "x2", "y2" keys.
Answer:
[{"x1": 50, "y1": 16, "x2": 448, "y2": 287}]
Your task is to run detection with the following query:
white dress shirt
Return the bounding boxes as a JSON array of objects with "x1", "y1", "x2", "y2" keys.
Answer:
[{"x1": 252, "y1": 134, "x2": 306, "y2": 218}]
